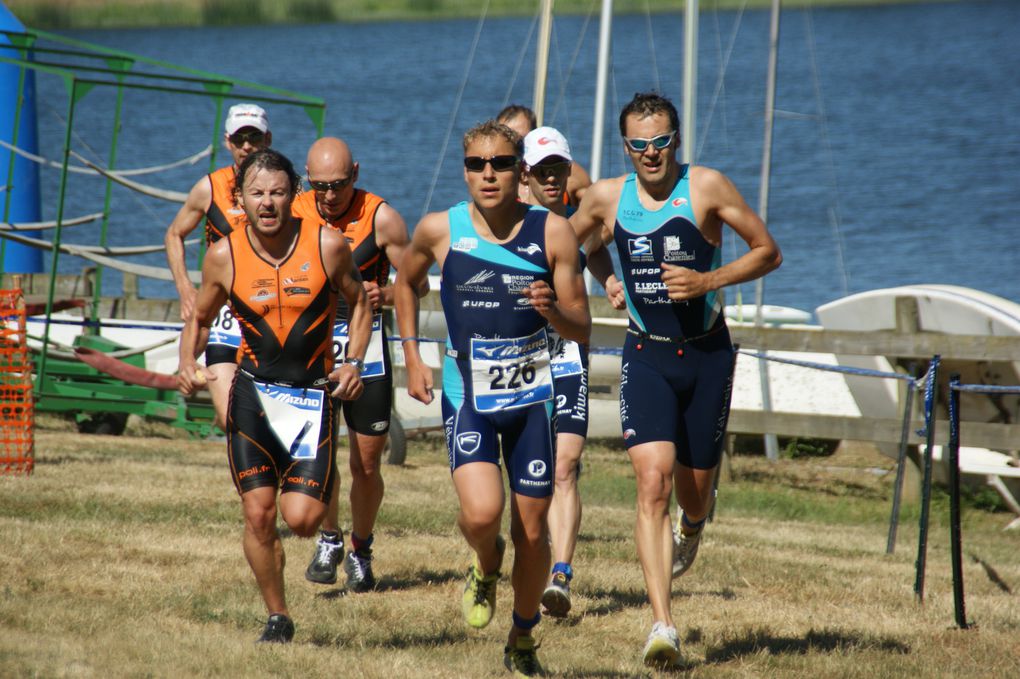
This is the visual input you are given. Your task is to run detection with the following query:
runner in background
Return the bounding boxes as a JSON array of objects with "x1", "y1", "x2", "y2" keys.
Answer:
[
  {"x1": 519, "y1": 126, "x2": 591, "y2": 619},
  {"x1": 497, "y1": 104, "x2": 591, "y2": 208},
  {"x1": 294, "y1": 137, "x2": 425, "y2": 593}
]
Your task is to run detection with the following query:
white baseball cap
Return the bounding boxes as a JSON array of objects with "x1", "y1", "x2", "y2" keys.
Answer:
[
  {"x1": 523, "y1": 126, "x2": 572, "y2": 166},
  {"x1": 224, "y1": 103, "x2": 269, "y2": 135}
]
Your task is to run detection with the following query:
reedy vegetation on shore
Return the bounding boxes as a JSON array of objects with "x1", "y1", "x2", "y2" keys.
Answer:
[
  {"x1": 11, "y1": 0, "x2": 955, "y2": 31},
  {"x1": 0, "y1": 425, "x2": 1017, "y2": 677}
]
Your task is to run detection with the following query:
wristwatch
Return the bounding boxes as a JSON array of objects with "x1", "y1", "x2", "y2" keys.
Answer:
[{"x1": 344, "y1": 357, "x2": 365, "y2": 373}]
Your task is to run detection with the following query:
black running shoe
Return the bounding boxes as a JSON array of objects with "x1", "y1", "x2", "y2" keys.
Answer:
[
  {"x1": 344, "y1": 548, "x2": 377, "y2": 593},
  {"x1": 256, "y1": 614, "x2": 295, "y2": 644},
  {"x1": 305, "y1": 534, "x2": 344, "y2": 585}
]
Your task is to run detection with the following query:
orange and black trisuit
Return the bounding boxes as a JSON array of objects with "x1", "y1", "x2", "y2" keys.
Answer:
[
  {"x1": 292, "y1": 189, "x2": 390, "y2": 286},
  {"x1": 225, "y1": 222, "x2": 339, "y2": 501},
  {"x1": 205, "y1": 166, "x2": 248, "y2": 245},
  {"x1": 292, "y1": 189, "x2": 394, "y2": 435}
]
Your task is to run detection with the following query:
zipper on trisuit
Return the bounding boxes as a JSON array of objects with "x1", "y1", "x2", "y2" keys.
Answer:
[{"x1": 275, "y1": 264, "x2": 283, "y2": 328}]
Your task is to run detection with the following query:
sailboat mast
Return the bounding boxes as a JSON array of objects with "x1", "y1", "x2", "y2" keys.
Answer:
[
  {"x1": 756, "y1": 0, "x2": 782, "y2": 461},
  {"x1": 682, "y1": 0, "x2": 698, "y2": 164},
  {"x1": 589, "y1": 0, "x2": 613, "y2": 182},
  {"x1": 532, "y1": 0, "x2": 555, "y2": 126}
]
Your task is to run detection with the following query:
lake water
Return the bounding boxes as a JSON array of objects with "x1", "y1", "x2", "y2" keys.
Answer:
[{"x1": 28, "y1": 0, "x2": 1020, "y2": 316}]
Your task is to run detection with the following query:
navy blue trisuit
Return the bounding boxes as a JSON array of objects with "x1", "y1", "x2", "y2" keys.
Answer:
[
  {"x1": 440, "y1": 202, "x2": 557, "y2": 498},
  {"x1": 614, "y1": 166, "x2": 736, "y2": 470}
]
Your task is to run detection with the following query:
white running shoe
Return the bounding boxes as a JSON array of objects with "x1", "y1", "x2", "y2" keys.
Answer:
[
  {"x1": 642, "y1": 621, "x2": 681, "y2": 668},
  {"x1": 672, "y1": 514, "x2": 703, "y2": 579}
]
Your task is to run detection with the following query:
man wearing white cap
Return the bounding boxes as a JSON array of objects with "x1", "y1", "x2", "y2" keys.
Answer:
[
  {"x1": 164, "y1": 103, "x2": 272, "y2": 430},
  {"x1": 497, "y1": 105, "x2": 591, "y2": 207},
  {"x1": 520, "y1": 126, "x2": 588, "y2": 620},
  {"x1": 520, "y1": 126, "x2": 624, "y2": 620}
]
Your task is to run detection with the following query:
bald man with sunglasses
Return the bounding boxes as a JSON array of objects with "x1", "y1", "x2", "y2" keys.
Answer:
[
  {"x1": 292, "y1": 137, "x2": 424, "y2": 595},
  {"x1": 164, "y1": 103, "x2": 273, "y2": 431},
  {"x1": 570, "y1": 92, "x2": 781, "y2": 668}
]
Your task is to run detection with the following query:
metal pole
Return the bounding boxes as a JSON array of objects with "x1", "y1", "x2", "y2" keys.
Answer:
[
  {"x1": 947, "y1": 374, "x2": 969, "y2": 629},
  {"x1": 886, "y1": 377, "x2": 916, "y2": 554},
  {"x1": 532, "y1": 0, "x2": 554, "y2": 127},
  {"x1": 755, "y1": 0, "x2": 781, "y2": 461},
  {"x1": 589, "y1": 0, "x2": 613, "y2": 183},
  {"x1": 914, "y1": 355, "x2": 940, "y2": 603},
  {"x1": 681, "y1": 0, "x2": 698, "y2": 165},
  {"x1": 37, "y1": 79, "x2": 79, "y2": 390},
  {"x1": 91, "y1": 65, "x2": 130, "y2": 325},
  {"x1": 198, "y1": 97, "x2": 225, "y2": 266}
]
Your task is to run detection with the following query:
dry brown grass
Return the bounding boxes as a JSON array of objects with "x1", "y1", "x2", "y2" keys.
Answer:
[{"x1": 1, "y1": 426, "x2": 1018, "y2": 678}]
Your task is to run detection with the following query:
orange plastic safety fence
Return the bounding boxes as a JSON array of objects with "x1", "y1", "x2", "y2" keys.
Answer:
[{"x1": 0, "y1": 288, "x2": 33, "y2": 475}]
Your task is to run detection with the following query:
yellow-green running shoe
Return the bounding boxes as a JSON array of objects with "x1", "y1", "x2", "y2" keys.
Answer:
[
  {"x1": 642, "y1": 621, "x2": 681, "y2": 668},
  {"x1": 461, "y1": 534, "x2": 505, "y2": 629},
  {"x1": 504, "y1": 634, "x2": 544, "y2": 677}
]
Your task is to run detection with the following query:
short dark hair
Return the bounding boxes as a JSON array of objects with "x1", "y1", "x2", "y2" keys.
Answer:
[
  {"x1": 463, "y1": 120, "x2": 523, "y2": 157},
  {"x1": 496, "y1": 104, "x2": 537, "y2": 132},
  {"x1": 236, "y1": 149, "x2": 301, "y2": 195},
  {"x1": 619, "y1": 92, "x2": 680, "y2": 139}
]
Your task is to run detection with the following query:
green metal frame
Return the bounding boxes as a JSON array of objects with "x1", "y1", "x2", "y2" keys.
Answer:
[{"x1": 0, "y1": 28, "x2": 326, "y2": 432}]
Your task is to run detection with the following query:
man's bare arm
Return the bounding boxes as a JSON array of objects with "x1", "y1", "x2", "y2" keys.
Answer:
[
  {"x1": 165, "y1": 176, "x2": 212, "y2": 320},
  {"x1": 374, "y1": 202, "x2": 428, "y2": 306},
  {"x1": 394, "y1": 212, "x2": 445, "y2": 404},
  {"x1": 661, "y1": 167, "x2": 782, "y2": 300},
  {"x1": 323, "y1": 228, "x2": 369, "y2": 400},
  {"x1": 178, "y1": 241, "x2": 230, "y2": 395},
  {"x1": 526, "y1": 214, "x2": 590, "y2": 344}
]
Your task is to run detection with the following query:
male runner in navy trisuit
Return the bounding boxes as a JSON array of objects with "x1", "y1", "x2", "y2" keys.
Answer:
[{"x1": 571, "y1": 92, "x2": 781, "y2": 667}]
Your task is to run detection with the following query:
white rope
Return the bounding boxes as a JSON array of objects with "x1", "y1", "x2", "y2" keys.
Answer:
[
  {"x1": 695, "y1": 0, "x2": 748, "y2": 160},
  {"x1": 0, "y1": 228, "x2": 198, "y2": 255},
  {"x1": 803, "y1": 8, "x2": 851, "y2": 296},
  {"x1": 25, "y1": 331, "x2": 177, "y2": 359},
  {"x1": 72, "y1": 248, "x2": 198, "y2": 284},
  {"x1": 0, "y1": 231, "x2": 197, "y2": 283},
  {"x1": 70, "y1": 151, "x2": 189, "y2": 203},
  {"x1": 643, "y1": 0, "x2": 662, "y2": 93},
  {"x1": 420, "y1": 0, "x2": 491, "y2": 222},
  {"x1": 501, "y1": 7, "x2": 541, "y2": 110},
  {"x1": 548, "y1": 0, "x2": 597, "y2": 136},
  {"x1": 0, "y1": 212, "x2": 104, "y2": 231},
  {"x1": 0, "y1": 139, "x2": 212, "y2": 176}
]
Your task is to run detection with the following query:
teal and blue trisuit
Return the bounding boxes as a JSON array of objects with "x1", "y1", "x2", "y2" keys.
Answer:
[
  {"x1": 440, "y1": 202, "x2": 557, "y2": 497},
  {"x1": 614, "y1": 166, "x2": 736, "y2": 470}
]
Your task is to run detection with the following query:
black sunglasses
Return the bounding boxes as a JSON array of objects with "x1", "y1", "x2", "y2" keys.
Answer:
[
  {"x1": 229, "y1": 129, "x2": 266, "y2": 147},
  {"x1": 308, "y1": 176, "x2": 354, "y2": 193},
  {"x1": 464, "y1": 155, "x2": 519, "y2": 172},
  {"x1": 530, "y1": 161, "x2": 570, "y2": 179}
]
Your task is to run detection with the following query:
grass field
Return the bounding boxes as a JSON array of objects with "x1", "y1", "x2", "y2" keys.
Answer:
[
  {"x1": 9, "y1": 0, "x2": 956, "y2": 31},
  {"x1": 1, "y1": 422, "x2": 1018, "y2": 677}
]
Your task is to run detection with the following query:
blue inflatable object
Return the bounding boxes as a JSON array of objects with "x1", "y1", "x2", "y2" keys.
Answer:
[{"x1": 0, "y1": 3, "x2": 42, "y2": 273}]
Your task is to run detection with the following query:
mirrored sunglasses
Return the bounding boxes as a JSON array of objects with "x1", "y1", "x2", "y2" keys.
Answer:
[{"x1": 624, "y1": 131, "x2": 675, "y2": 153}]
